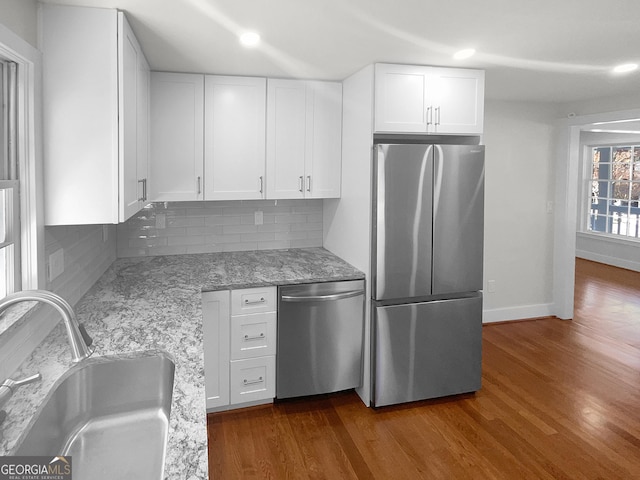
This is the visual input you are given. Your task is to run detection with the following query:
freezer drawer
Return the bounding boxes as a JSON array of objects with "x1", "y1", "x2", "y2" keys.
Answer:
[
  {"x1": 373, "y1": 295, "x2": 482, "y2": 407},
  {"x1": 277, "y1": 280, "x2": 365, "y2": 399}
]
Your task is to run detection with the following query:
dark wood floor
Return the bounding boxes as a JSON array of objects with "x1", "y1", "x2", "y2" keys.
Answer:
[{"x1": 207, "y1": 259, "x2": 640, "y2": 479}]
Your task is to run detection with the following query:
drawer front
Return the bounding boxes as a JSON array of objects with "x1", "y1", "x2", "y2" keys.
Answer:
[
  {"x1": 230, "y1": 356, "x2": 275, "y2": 404},
  {"x1": 231, "y1": 312, "x2": 276, "y2": 360},
  {"x1": 231, "y1": 287, "x2": 276, "y2": 315}
]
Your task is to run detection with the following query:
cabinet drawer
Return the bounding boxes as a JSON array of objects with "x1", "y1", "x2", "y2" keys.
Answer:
[
  {"x1": 231, "y1": 287, "x2": 276, "y2": 315},
  {"x1": 231, "y1": 312, "x2": 276, "y2": 360},
  {"x1": 230, "y1": 356, "x2": 275, "y2": 404}
]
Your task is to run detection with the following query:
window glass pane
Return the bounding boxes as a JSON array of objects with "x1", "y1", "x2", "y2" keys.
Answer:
[
  {"x1": 592, "y1": 149, "x2": 601, "y2": 180},
  {"x1": 612, "y1": 147, "x2": 631, "y2": 181},
  {"x1": 611, "y1": 181, "x2": 630, "y2": 202},
  {"x1": 591, "y1": 180, "x2": 609, "y2": 201},
  {"x1": 632, "y1": 182, "x2": 640, "y2": 203}
]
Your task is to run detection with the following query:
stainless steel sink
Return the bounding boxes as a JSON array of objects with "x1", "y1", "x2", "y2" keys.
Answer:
[{"x1": 12, "y1": 351, "x2": 175, "y2": 480}]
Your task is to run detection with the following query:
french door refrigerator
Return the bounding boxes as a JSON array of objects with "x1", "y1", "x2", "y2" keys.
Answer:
[{"x1": 372, "y1": 143, "x2": 484, "y2": 407}]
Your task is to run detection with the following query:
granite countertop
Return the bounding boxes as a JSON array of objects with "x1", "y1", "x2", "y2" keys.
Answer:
[{"x1": 0, "y1": 247, "x2": 363, "y2": 479}]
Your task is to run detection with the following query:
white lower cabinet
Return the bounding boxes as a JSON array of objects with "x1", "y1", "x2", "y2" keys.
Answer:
[{"x1": 203, "y1": 286, "x2": 277, "y2": 411}]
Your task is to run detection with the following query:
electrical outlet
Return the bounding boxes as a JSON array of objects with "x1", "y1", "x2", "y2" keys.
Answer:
[
  {"x1": 49, "y1": 248, "x2": 64, "y2": 282},
  {"x1": 487, "y1": 280, "x2": 496, "y2": 293},
  {"x1": 254, "y1": 210, "x2": 263, "y2": 225},
  {"x1": 546, "y1": 201, "x2": 554, "y2": 214}
]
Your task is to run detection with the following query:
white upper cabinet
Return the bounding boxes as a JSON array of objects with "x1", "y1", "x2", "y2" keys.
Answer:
[
  {"x1": 374, "y1": 63, "x2": 484, "y2": 135},
  {"x1": 42, "y1": 5, "x2": 150, "y2": 225},
  {"x1": 266, "y1": 79, "x2": 342, "y2": 199},
  {"x1": 150, "y1": 72, "x2": 204, "y2": 201},
  {"x1": 204, "y1": 76, "x2": 266, "y2": 200}
]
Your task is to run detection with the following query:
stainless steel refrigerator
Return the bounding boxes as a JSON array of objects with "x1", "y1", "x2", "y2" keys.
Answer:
[{"x1": 372, "y1": 143, "x2": 484, "y2": 407}]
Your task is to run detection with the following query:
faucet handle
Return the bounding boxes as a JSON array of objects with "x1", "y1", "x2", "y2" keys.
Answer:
[{"x1": 2, "y1": 373, "x2": 42, "y2": 389}]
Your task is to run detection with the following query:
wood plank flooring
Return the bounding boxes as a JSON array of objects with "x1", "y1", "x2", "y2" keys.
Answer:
[{"x1": 207, "y1": 259, "x2": 640, "y2": 479}]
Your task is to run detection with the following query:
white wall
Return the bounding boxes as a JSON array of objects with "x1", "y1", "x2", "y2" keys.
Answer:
[
  {"x1": 482, "y1": 100, "x2": 561, "y2": 322},
  {"x1": 0, "y1": 0, "x2": 38, "y2": 47}
]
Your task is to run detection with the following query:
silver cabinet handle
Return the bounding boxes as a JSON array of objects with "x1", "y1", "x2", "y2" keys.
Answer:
[
  {"x1": 244, "y1": 333, "x2": 265, "y2": 341},
  {"x1": 143, "y1": 178, "x2": 147, "y2": 201},
  {"x1": 435, "y1": 106, "x2": 441, "y2": 126},
  {"x1": 243, "y1": 376, "x2": 263, "y2": 386},
  {"x1": 298, "y1": 176, "x2": 303, "y2": 193},
  {"x1": 306, "y1": 175, "x2": 311, "y2": 193},
  {"x1": 259, "y1": 176, "x2": 264, "y2": 195},
  {"x1": 137, "y1": 179, "x2": 145, "y2": 202},
  {"x1": 426, "y1": 106, "x2": 433, "y2": 125},
  {"x1": 281, "y1": 290, "x2": 364, "y2": 303},
  {"x1": 244, "y1": 297, "x2": 266, "y2": 305}
]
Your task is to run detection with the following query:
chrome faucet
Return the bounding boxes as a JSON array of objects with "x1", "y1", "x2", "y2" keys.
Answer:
[{"x1": 0, "y1": 290, "x2": 95, "y2": 363}]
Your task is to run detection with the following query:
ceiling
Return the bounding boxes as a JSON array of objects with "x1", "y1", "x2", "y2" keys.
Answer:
[{"x1": 39, "y1": 0, "x2": 640, "y2": 103}]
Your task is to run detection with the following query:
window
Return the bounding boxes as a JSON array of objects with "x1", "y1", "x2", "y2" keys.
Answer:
[
  {"x1": 587, "y1": 145, "x2": 640, "y2": 238},
  {"x1": 0, "y1": 59, "x2": 20, "y2": 297}
]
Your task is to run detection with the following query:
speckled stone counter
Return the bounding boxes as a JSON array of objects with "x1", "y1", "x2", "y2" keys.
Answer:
[{"x1": 0, "y1": 247, "x2": 363, "y2": 479}]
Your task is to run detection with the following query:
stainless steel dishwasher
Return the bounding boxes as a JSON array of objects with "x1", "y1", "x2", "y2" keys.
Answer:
[{"x1": 276, "y1": 279, "x2": 365, "y2": 399}]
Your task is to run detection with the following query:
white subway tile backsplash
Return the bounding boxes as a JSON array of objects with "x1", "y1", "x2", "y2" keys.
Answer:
[
  {"x1": 222, "y1": 224, "x2": 258, "y2": 235},
  {"x1": 117, "y1": 199, "x2": 324, "y2": 257}
]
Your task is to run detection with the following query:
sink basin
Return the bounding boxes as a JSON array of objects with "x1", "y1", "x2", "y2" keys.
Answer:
[{"x1": 12, "y1": 351, "x2": 175, "y2": 480}]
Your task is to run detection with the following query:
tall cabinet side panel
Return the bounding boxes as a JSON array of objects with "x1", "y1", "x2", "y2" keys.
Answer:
[
  {"x1": 322, "y1": 64, "x2": 374, "y2": 406},
  {"x1": 202, "y1": 290, "x2": 230, "y2": 410}
]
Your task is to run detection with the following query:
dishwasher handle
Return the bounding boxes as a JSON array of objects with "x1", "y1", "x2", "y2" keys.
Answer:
[{"x1": 281, "y1": 289, "x2": 364, "y2": 303}]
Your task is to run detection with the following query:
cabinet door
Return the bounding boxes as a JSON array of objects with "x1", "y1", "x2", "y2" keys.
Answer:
[
  {"x1": 150, "y1": 73, "x2": 204, "y2": 201},
  {"x1": 204, "y1": 76, "x2": 266, "y2": 200},
  {"x1": 305, "y1": 81, "x2": 342, "y2": 198},
  {"x1": 266, "y1": 79, "x2": 306, "y2": 199},
  {"x1": 428, "y1": 68, "x2": 484, "y2": 134},
  {"x1": 374, "y1": 63, "x2": 429, "y2": 133},
  {"x1": 119, "y1": 13, "x2": 143, "y2": 222},
  {"x1": 202, "y1": 291, "x2": 230, "y2": 410}
]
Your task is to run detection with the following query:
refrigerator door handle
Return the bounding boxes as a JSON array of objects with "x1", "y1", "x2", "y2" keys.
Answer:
[{"x1": 432, "y1": 145, "x2": 444, "y2": 223}]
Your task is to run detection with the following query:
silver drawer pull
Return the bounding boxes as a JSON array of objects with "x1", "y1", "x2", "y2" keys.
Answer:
[
  {"x1": 244, "y1": 297, "x2": 266, "y2": 305},
  {"x1": 244, "y1": 333, "x2": 265, "y2": 341},
  {"x1": 243, "y1": 376, "x2": 263, "y2": 386}
]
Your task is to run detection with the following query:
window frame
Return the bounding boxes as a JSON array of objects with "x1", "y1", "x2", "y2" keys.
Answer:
[
  {"x1": 0, "y1": 22, "x2": 44, "y2": 296},
  {"x1": 580, "y1": 142, "x2": 640, "y2": 243}
]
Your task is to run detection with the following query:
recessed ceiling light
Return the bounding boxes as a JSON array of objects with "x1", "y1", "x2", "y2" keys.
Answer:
[
  {"x1": 239, "y1": 31, "x2": 260, "y2": 48},
  {"x1": 612, "y1": 63, "x2": 638, "y2": 74},
  {"x1": 453, "y1": 48, "x2": 476, "y2": 60}
]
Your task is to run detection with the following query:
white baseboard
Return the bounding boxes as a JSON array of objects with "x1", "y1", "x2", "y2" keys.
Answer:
[
  {"x1": 576, "y1": 250, "x2": 640, "y2": 273},
  {"x1": 483, "y1": 303, "x2": 555, "y2": 324}
]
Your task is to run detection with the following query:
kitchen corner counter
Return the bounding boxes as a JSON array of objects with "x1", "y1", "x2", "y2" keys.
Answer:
[{"x1": 0, "y1": 247, "x2": 363, "y2": 479}]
